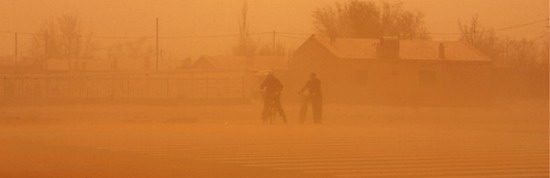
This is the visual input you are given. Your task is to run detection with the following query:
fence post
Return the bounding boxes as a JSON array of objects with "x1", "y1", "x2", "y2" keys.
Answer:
[
  {"x1": 206, "y1": 77, "x2": 209, "y2": 100},
  {"x1": 166, "y1": 76, "x2": 170, "y2": 99},
  {"x1": 86, "y1": 76, "x2": 89, "y2": 99},
  {"x1": 192, "y1": 76, "x2": 196, "y2": 100},
  {"x1": 112, "y1": 77, "x2": 116, "y2": 99},
  {"x1": 78, "y1": 76, "x2": 82, "y2": 99},
  {"x1": 2, "y1": 76, "x2": 6, "y2": 98},
  {"x1": 127, "y1": 75, "x2": 130, "y2": 99},
  {"x1": 147, "y1": 74, "x2": 150, "y2": 99},
  {"x1": 242, "y1": 75, "x2": 246, "y2": 100},
  {"x1": 45, "y1": 77, "x2": 48, "y2": 99}
]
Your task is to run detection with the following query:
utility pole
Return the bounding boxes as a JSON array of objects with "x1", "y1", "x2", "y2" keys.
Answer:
[
  {"x1": 14, "y1": 33, "x2": 17, "y2": 65},
  {"x1": 44, "y1": 34, "x2": 48, "y2": 67},
  {"x1": 33, "y1": 34, "x2": 48, "y2": 68},
  {"x1": 156, "y1": 18, "x2": 159, "y2": 71},
  {"x1": 69, "y1": 36, "x2": 72, "y2": 71},
  {"x1": 272, "y1": 30, "x2": 276, "y2": 54}
]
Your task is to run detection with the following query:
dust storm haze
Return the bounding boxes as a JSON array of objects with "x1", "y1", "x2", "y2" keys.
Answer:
[{"x1": 0, "y1": 0, "x2": 548, "y2": 178}]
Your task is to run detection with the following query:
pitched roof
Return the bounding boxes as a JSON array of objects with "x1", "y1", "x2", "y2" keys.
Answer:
[
  {"x1": 311, "y1": 36, "x2": 490, "y2": 62},
  {"x1": 315, "y1": 37, "x2": 379, "y2": 59},
  {"x1": 195, "y1": 56, "x2": 247, "y2": 70}
]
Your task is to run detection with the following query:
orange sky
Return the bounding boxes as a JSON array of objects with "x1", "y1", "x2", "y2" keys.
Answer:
[{"x1": 0, "y1": 0, "x2": 548, "y2": 57}]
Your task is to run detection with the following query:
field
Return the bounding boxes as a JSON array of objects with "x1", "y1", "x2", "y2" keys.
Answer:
[{"x1": 0, "y1": 99, "x2": 548, "y2": 178}]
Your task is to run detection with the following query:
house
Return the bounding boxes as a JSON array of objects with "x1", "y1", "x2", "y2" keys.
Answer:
[{"x1": 290, "y1": 35, "x2": 493, "y2": 105}]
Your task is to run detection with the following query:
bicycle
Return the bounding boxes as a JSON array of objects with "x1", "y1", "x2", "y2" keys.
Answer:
[{"x1": 262, "y1": 93, "x2": 286, "y2": 124}]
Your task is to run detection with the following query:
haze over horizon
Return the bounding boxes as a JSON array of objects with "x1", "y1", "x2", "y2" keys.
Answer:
[
  {"x1": 0, "y1": 1, "x2": 548, "y2": 178},
  {"x1": 1, "y1": 0, "x2": 548, "y2": 57}
]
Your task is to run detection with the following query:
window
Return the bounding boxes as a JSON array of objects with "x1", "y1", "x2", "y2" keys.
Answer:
[{"x1": 419, "y1": 70, "x2": 436, "y2": 86}]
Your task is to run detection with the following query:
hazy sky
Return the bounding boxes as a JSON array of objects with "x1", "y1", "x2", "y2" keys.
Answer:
[{"x1": 0, "y1": 0, "x2": 548, "y2": 57}]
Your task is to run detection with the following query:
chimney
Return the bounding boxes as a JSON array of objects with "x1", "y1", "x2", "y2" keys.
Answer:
[
  {"x1": 379, "y1": 36, "x2": 400, "y2": 59},
  {"x1": 439, "y1": 43, "x2": 446, "y2": 60}
]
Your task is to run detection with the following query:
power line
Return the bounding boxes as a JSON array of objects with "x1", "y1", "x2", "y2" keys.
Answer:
[
  {"x1": 277, "y1": 32, "x2": 311, "y2": 36},
  {"x1": 0, "y1": 30, "x2": 148, "y2": 40},
  {"x1": 160, "y1": 32, "x2": 274, "y2": 39},
  {"x1": 532, "y1": 33, "x2": 549, "y2": 42},
  {"x1": 0, "y1": 31, "x2": 34, "y2": 35},
  {"x1": 429, "y1": 18, "x2": 550, "y2": 36},
  {"x1": 92, "y1": 41, "x2": 142, "y2": 51},
  {"x1": 0, "y1": 30, "x2": 276, "y2": 40},
  {"x1": 278, "y1": 34, "x2": 310, "y2": 40},
  {"x1": 88, "y1": 35, "x2": 149, "y2": 40},
  {"x1": 0, "y1": 18, "x2": 547, "y2": 39}
]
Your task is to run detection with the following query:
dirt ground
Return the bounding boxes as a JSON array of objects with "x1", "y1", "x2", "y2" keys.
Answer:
[{"x1": 0, "y1": 99, "x2": 548, "y2": 177}]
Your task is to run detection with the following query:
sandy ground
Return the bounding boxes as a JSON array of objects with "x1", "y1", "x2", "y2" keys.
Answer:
[{"x1": 0, "y1": 99, "x2": 548, "y2": 177}]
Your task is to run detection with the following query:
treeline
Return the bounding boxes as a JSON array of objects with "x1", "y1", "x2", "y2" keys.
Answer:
[
  {"x1": 460, "y1": 15, "x2": 548, "y2": 99},
  {"x1": 459, "y1": 15, "x2": 548, "y2": 73}
]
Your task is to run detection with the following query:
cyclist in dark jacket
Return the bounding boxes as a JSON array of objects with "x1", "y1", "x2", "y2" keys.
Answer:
[
  {"x1": 299, "y1": 73, "x2": 323, "y2": 124},
  {"x1": 260, "y1": 72, "x2": 287, "y2": 124}
]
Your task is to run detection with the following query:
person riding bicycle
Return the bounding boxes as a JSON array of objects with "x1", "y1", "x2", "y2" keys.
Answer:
[
  {"x1": 299, "y1": 73, "x2": 322, "y2": 124},
  {"x1": 260, "y1": 72, "x2": 287, "y2": 124}
]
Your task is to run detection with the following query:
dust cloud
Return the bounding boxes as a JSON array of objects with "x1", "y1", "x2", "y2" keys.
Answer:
[{"x1": 0, "y1": 0, "x2": 548, "y2": 178}]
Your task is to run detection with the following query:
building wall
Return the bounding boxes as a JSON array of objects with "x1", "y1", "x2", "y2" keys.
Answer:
[
  {"x1": 291, "y1": 49, "x2": 493, "y2": 105},
  {"x1": 289, "y1": 39, "x2": 341, "y2": 101},
  {"x1": 344, "y1": 60, "x2": 493, "y2": 105}
]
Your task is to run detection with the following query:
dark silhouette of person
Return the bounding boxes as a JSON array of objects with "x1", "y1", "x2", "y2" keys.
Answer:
[
  {"x1": 260, "y1": 72, "x2": 287, "y2": 124},
  {"x1": 299, "y1": 73, "x2": 322, "y2": 124}
]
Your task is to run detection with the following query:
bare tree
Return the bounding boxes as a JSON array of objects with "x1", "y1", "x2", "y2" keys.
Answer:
[
  {"x1": 29, "y1": 14, "x2": 96, "y2": 68},
  {"x1": 380, "y1": 1, "x2": 428, "y2": 39},
  {"x1": 108, "y1": 38, "x2": 154, "y2": 70},
  {"x1": 257, "y1": 42, "x2": 288, "y2": 56},
  {"x1": 459, "y1": 15, "x2": 548, "y2": 98},
  {"x1": 313, "y1": 0, "x2": 428, "y2": 39},
  {"x1": 459, "y1": 15, "x2": 544, "y2": 71},
  {"x1": 458, "y1": 15, "x2": 499, "y2": 59},
  {"x1": 233, "y1": 0, "x2": 257, "y2": 56}
]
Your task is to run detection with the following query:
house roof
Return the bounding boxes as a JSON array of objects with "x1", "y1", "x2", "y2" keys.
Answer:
[
  {"x1": 194, "y1": 56, "x2": 246, "y2": 69},
  {"x1": 315, "y1": 37, "x2": 379, "y2": 59},
  {"x1": 311, "y1": 35, "x2": 490, "y2": 62}
]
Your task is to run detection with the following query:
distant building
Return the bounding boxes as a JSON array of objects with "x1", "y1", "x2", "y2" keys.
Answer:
[{"x1": 291, "y1": 35, "x2": 493, "y2": 105}]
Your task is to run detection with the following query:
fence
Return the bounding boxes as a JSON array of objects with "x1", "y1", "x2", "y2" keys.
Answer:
[{"x1": 0, "y1": 71, "x2": 251, "y2": 102}]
